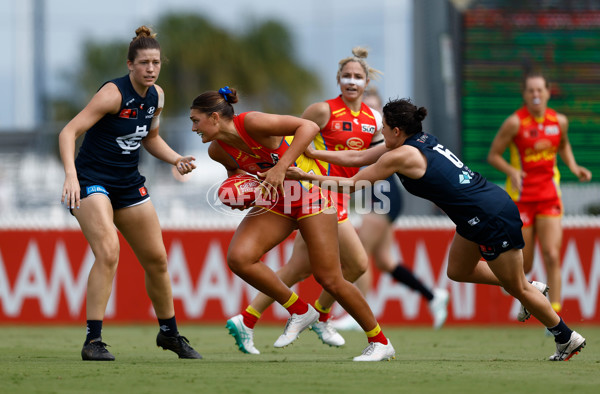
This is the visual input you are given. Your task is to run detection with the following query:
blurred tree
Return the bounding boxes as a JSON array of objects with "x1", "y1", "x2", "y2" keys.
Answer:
[
  {"x1": 49, "y1": 13, "x2": 321, "y2": 121},
  {"x1": 49, "y1": 40, "x2": 128, "y2": 121}
]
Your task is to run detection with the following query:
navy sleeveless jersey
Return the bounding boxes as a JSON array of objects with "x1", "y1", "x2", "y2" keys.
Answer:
[
  {"x1": 398, "y1": 132, "x2": 513, "y2": 240},
  {"x1": 75, "y1": 75, "x2": 159, "y2": 185}
]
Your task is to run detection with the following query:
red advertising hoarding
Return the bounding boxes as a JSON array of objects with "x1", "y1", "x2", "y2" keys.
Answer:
[{"x1": 1, "y1": 227, "x2": 599, "y2": 325}]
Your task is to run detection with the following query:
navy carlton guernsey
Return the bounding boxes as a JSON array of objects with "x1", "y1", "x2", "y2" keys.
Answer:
[
  {"x1": 75, "y1": 75, "x2": 159, "y2": 186},
  {"x1": 397, "y1": 132, "x2": 512, "y2": 241}
]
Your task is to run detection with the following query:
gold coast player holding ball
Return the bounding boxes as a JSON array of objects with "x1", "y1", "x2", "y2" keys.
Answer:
[{"x1": 190, "y1": 86, "x2": 395, "y2": 361}]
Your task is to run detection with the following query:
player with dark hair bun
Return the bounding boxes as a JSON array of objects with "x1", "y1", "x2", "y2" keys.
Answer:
[
  {"x1": 289, "y1": 97, "x2": 586, "y2": 362},
  {"x1": 334, "y1": 88, "x2": 449, "y2": 331}
]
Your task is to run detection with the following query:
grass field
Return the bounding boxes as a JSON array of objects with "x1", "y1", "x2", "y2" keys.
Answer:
[{"x1": 0, "y1": 324, "x2": 598, "y2": 394}]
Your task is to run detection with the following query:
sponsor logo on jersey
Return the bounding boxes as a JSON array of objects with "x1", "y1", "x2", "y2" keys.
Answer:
[
  {"x1": 523, "y1": 127, "x2": 538, "y2": 139},
  {"x1": 459, "y1": 171, "x2": 472, "y2": 184},
  {"x1": 139, "y1": 186, "x2": 148, "y2": 196},
  {"x1": 119, "y1": 108, "x2": 138, "y2": 119},
  {"x1": 361, "y1": 124, "x2": 375, "y2": 134},
  {"x1": 332, "y1": 121, "x2": 353, "y2": 131},
  {"x1": 523, "y1": 146, "x2": 557, "y2": 163},
  {"x1": 145, "y1": 106, "x2": 156, "y2": 119},
  {"x1": 346, "y1": 137, "x2": 365, "y2": 150},
  {"x1": 544, "y1": 124, "x2": 559, "y2": 135}
]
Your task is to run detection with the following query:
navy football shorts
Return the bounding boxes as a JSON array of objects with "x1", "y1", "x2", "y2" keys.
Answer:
[
  {"x1": 472, "y1": 201, "x2": 525, "y2": 261},
  {"x1": 77, "y1": 174, "x2": 150, "y2": 210}
]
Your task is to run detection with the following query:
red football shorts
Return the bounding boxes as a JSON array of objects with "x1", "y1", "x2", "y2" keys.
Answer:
[{"x1": 515, "y1": 197, "x2": 563, "y2": 228}]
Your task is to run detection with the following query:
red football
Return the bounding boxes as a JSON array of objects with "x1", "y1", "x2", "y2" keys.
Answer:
[{"x1": 218, "y1": 174, "x2": 261, "y2": 209}]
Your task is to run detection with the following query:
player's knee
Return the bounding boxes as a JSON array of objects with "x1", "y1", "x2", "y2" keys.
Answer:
[
  {"x1": 144, "y1": 253, "x2": 169, "y2": 274},
  {"x1": 227, "y1": 248, "x2": 252, "y2": 274},
  {"x1": 94, "y1": 241, "x2": 120, "y2": 269},
  {"x1": 296, "y1": 268, "x2": 312, "y2": 282},
  {"x1": 226, "y1": 255, "x2": 242, "y2": 274},
  {"x1": 341, "y1": 264, "x2": 366, "y2": 282},
  {"x1": 543, "y1": 251, "x2": 561, "y2": 268},
  {"x1": 313, "y1": 273, "x2": 341, "y2": 294},
  {"x1": 446, "y1": 265, "x2": 463, "y2": 282},
  {"x1": 341, "y1": 255, "x2": 368, "y2": 282},
  {"x1": 501, "y1": 282, "x2": 523, "y2": 299}
]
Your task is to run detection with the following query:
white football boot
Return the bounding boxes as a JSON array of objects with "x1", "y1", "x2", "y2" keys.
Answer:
[
  {"x1": 428, "y1": 288, "x2": 450, "y2": 329},
  {"x1": 548, "y1": 331, "x2": 586, "y2": 361},
  {"x1": 353, "y1": 340, "x2": 396, "y2": 362},
  {"x1": 311, "y1": 320, "x2": 346, "y2": 346},
  {"x1": 273, "y1": 305, "x2": 319, "y2": 348},
  {"x1": 225, "y1": 314, "x2": 260, "y2": 354}
]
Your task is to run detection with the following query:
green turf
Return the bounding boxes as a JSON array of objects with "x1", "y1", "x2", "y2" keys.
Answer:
[{"x1": 0, "y1": 324, "x2": 597, "y2": 394}]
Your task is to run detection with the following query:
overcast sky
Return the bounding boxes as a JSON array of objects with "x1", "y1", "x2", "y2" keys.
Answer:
[{"x1": 0, "y1": 0, "x2": 412, "y2": 129}]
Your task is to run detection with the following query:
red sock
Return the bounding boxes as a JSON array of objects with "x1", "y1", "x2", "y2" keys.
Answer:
[
  {"x1": 314, "y1": 299, "x2": 331, "y2": 322},
  {"x1": 368, "y1": 331, "x2": 388, "y2": 345},
  {"x1": 317, "y1": 310, "x2": 330, "y2": 322},
  {"x1": 285, "y1": 294, "x2": 309, "y2": 316},
  {"x1": 366, "y1": 324, "x2": 388, "y2": 345},
  {"x1": 241, "y1": 309, "x2": 259, "y2": 329}
]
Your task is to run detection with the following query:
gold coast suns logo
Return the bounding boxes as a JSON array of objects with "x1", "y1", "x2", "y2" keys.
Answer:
[{"x1": 346, "y1": 137, "x2": 365, "y2": 150}]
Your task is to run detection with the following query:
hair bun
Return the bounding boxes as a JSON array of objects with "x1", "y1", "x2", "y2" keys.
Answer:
[
  {"x1": 414, "y1": 107, "x2": 427, "y2": 122},
  {"x1": 135, "y1": 25, "x2": 156, "y2": 39},
  {"x1": 352, "y1": 46, "x2": 369, "y2": 59}
]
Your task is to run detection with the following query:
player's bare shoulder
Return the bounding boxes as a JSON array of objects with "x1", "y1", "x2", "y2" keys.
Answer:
[
  {"x1": 501, "y1": 113, "x2": 521, "y2": 136},
  {"x1": 87, "y1": 82, "x2": 122, "y2": 115},
  {"x1": 153, "y1": 84, "x2": 164, "y2": 116},
  {"x1": 386, "y1": 144, "x2": 427, "y2": 179},
  {"x1": 301, "y1": 101, "x2": 330, "y2": 129},
  {"x1": 556, "y1": 111, "x2": 569, "y2": 131}
]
